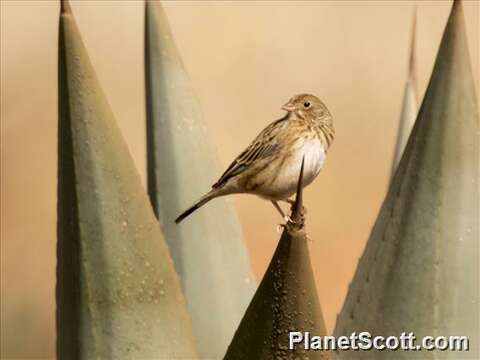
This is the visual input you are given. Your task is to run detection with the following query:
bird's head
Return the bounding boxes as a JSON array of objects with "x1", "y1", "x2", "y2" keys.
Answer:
[{"x1": 282, "y1": 94, "x2": 332, "y2": 124}]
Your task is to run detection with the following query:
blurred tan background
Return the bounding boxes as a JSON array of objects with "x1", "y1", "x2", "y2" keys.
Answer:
[{"x1": 1, "y1": 0, "x2": 478, "y2": 358}]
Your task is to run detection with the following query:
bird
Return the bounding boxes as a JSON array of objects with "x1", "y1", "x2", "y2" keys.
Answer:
[{"x1": 175, "y1": 93, "x2": 334, "y2": 224}]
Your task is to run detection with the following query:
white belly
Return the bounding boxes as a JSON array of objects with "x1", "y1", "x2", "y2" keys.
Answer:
[{"x1": 260, "y1": 138, "x2": 326, "y2": 200}]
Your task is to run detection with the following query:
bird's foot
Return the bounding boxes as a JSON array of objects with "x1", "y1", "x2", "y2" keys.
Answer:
[
  {"x1": 276, "y1": 216, "x2": 293, "y2": 233},
  {"x1": 277, "y1": 215, "x2": 304, "y2": 232},
  {"x1": 284, "y1": 215, "x2": 293, "y2": 224}
]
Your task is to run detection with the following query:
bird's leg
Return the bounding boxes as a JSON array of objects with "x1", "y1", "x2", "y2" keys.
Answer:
[
  {"x1": 282, "y1": 198, "x2": 295, "y2": 206},
  {"x1": 271, "y1": 200, "x2": 287, "y2": 219},
  {"x1": 271, "y1": 201, "x2": 292, "y2": 224}
]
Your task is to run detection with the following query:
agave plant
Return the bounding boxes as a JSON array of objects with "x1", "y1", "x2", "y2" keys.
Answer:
[
  {"x1": 57, "y1": 1, "x2": 197, "y2": 358},
  {"x1": 144, "y1": 1, "x2": 255, "y2": 358},
  {"x1": 335, "y1": 2, "x2": 479, "y2": 359}
]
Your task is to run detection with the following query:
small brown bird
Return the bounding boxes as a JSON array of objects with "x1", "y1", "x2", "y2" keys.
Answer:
[{"x1": 175, "y1": 94, "x2": 334, "y2": 224}]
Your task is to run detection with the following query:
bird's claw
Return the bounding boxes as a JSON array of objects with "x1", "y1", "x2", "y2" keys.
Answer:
[
  {"x1": 278, "y1": 216, "x2": 304, "y2": 231},
  {"x1": 277, "y1": 215, "x2": 296, "y2": 233}
]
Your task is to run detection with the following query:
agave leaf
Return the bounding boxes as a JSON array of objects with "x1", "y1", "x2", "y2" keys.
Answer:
[
  {"x1": 390, "y1": 8, "x2": 418, "y2": 178},
  {"x1": 224, "y1": 160, "x2": 331, "y2": 360},
  {"x1": 334, "y1": 2, "x2": 479, "y2": 359},
  {"x1": 57, "y1": 1, "x2": 198, "y2": 358},
  {"x1": 144, "y1": 1, "x2": 255, "y2": 357}
]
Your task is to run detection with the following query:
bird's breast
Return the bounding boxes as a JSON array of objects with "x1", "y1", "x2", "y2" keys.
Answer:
[
  {"x1": 297, "y1": 138, "x2": 326, "y2": 186},
  {"x1": 253, "y1": 137, "x2": 326, "y2": 200}
]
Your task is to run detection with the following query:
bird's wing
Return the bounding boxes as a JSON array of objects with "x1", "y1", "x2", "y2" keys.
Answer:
[{"x1": 212, "y1": 117, "x2": 287, "y2": 189}]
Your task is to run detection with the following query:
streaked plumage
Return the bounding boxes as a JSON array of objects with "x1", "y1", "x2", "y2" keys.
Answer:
[{"x1": 175, "y1": 94, "x2": 334, "y2": 223}]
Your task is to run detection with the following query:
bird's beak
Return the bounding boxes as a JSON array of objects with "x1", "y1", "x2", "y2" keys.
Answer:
[{"x1": 281, "y1": 102, "x2": 295, "y2": 112}]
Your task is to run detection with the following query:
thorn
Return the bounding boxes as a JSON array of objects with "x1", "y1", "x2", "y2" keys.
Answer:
[
  {"x1": 451, "y1": 0, "x2": 463, "y2": 18},
  {"x1": 408, "y1": 5, "x2": 417, "y2": 80},
  {"x1": 291, "y1": 157, "x2": 305, "y2": 223},
  {"x1": 408, "y1": 4, "x2": 419, "y2": 105},
  {"x1": 60, "y1": 0, "x2": 72, "y2": 15}
]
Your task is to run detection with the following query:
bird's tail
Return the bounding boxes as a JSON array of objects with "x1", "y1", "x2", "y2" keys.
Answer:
[{"x1": 175, "y1": 191, "x2": 217, "y2": 224}]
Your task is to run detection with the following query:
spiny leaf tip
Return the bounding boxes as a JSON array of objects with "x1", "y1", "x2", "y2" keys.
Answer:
[
  {"x1": 408, "y1": 5, "x2": 417, "y2": 78},
  {"x1": 451, "y1": 0, "x2": 464, "y2": 20},
  {"x1": 291, "y1": 157, "x2": 305, "y2": 222},
  {"x1": 60, "y1": 0, "x2": 72, "y2": 15}
]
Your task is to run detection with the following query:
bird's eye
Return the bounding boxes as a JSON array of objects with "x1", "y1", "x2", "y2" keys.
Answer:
[{"x1": 304, "y1": 102, "x2": 311, "y2": 108}]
